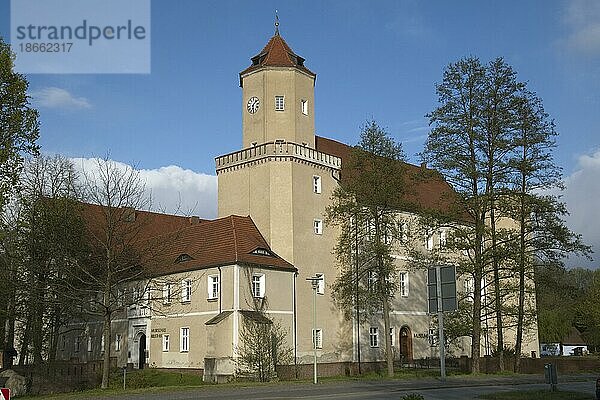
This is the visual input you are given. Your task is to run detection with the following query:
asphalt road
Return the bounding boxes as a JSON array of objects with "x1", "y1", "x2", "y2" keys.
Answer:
[{"x1": 80, "y1": 376, "x2": 598, "y2": 400}]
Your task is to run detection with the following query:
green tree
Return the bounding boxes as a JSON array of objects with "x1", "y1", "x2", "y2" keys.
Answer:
[
  {"x1": 0, "y1": 36, "x2": 39, "y2": 366},
  {"x1": 326, "y1": 120, "x2": 406, "y2": 377},
  {"x1": 422, "y1": 57, "x2": 488, "y2": 373},
  {"x1": 508, "y1": 88, "x2": 591, "y2": 370},
  {"x1": 480, "y1": 58, "x2": 525, "y2": 370},
  {"x1": 0, "y1": 37, "x2": 39, "y2": 209}
]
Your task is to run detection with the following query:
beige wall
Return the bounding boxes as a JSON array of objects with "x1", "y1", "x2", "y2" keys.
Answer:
[{"x1": 241, "y1": 68, "x2": 315, "y2": 148}]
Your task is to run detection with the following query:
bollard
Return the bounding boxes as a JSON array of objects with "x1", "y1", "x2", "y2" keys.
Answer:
[
  {"x1": 122, "y1": 366, "x2": 127, "y2": 390},
  {"x1": 544, "y1": 363, "x2": 557, "y2": 392}
]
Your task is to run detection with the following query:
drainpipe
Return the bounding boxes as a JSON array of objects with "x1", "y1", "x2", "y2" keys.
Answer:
[
  {"x1": 218, "y1": 266, "x2": 222, "y2": 314},
  {"x1": 293, "y1": 271, "x2": 298, "y2": 379}
]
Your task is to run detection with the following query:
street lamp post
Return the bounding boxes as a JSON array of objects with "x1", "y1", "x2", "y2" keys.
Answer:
[{"x1": 306, "y1": 275, "x2": 322, "y2": 384}]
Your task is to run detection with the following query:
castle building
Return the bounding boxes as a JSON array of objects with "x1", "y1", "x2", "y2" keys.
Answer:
[{"x1": 56, "y1": 28, "x2": 539, "y2": 379}]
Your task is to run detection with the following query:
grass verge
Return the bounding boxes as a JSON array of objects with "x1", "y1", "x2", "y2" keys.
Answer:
[{"x1": 479, "y1": 389, "x2": 595, "y2": 400}]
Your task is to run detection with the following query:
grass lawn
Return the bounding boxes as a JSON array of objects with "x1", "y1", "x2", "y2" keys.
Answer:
[{"x1": 479, "y1": 389, "x2": 596, "y2": 400}]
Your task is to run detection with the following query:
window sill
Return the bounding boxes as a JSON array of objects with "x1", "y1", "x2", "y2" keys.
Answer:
[
  {"x1": 180, "y1": 350, "x2": 189, "y2": 353},
  {"x1": 180, "y1": 300, "x2": 191, "y2": 304},
  {"x1": 207, "y1": 297, "x2": 218, "y2": 302}
]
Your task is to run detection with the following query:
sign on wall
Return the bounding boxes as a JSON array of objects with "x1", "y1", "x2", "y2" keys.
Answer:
[{"x1": 1, "y1": 388, "x2": 11, "y2": 400}]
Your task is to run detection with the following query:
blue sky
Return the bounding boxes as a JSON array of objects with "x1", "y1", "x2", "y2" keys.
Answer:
[{"x1": 1, "y1": 0, "x2": 599, "y2": 267}]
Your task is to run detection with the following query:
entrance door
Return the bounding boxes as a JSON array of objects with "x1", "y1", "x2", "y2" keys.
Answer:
[
  {"x1": 138, "y1": 334, "x2": 146, "y2": 369},
  {"x1": 399, "y1": 326, "x2": 413, "y2": 362}
]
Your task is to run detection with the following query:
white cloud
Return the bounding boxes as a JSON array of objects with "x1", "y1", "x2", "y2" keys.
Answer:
[
  {"x1": 30, "y1": 87, "x2": 92, "y2": 110},
  {"x1": 562, "y1": 149, "x2": 600, "y2": 267},
  {"x1": 71, "y1": 158, "x2": 217, "y2": 219},
  {"x1": 562, "y1": 0, "x2": 600, "y2": 57}
]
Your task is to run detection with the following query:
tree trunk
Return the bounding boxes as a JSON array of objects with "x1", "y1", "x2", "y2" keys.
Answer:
[
  {"x1": 101, "y1": 311, "x2": 112, "y2": 389},
  {"x1": 19, "y1": 316, "x2": 32, "y2": 366},
  {"x1": 471, "y1": 212, "x2": 486, "y2": 374},
  {"x1": 489, "y1": 205, "x2": 504, "y2": 371},
  {"x1": 48, "y1": 308, "x2": 61, "y2": 362},
  {"x1": 514, "y1": 173, "x2": 528, "y2": 372},
  {"x1": 3, "y1": 295, "x2": 16, "y2": 370},
  {"x1": 32, "y1": 274, "x2": 46, "y2": 365},
  {"x1": 383, "y1": 297, "x2": 394, "y2": 377}
]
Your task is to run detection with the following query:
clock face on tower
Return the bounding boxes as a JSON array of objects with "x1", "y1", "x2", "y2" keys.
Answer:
[{"x1": 247, "y1": 96, "x2": 260, "y2": 114}]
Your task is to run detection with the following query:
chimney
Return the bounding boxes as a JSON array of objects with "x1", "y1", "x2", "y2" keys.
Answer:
[
  {"x1": 189, "y1": 216, "x2": 200, "y2": 225},
  {"x1": 420, "y1": 162, "x2": 427, "y2": 169}
]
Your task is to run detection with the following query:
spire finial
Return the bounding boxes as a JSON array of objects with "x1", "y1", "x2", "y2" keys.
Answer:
[{"x1": 274, "y1": 10, "x2": 280, "y2": 36}]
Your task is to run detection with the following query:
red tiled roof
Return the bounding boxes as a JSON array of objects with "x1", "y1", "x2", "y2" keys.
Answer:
[
  {"x1": 80, "y1": 203, "x2": 294, "y2": 278},
  {"x1": 239, "y1": 33, "x2": 315, "y2": 85},
  {"x1": 151, "y1": 215, "x2": 295, "y2": 276},
  {"x1": 315, "y1": 136, "x2": 466, "y2": 218},
  {"x1": 81, "y1": 202, "x2": 199, "y2": 242}
]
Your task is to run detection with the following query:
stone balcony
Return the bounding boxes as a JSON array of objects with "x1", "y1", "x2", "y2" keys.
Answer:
[{"x1": 215, "y1": 141, "x2": 341, "y2": 172}]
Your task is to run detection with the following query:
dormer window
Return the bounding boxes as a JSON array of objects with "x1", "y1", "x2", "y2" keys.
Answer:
[
  {"x1": 251, "y1": 248, "x2": 273, "y2": 257},
  {"x1": 175, "y1": 254, "x2": 193, "y2": 263},
  {"x1": 275, "y1": 96, "x2": 285, "y2": 111}
]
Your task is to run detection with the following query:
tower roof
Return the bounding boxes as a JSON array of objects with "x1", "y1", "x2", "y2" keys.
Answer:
[{"x1": 240, "y1": 33, "x2": 315, "y2": 85}]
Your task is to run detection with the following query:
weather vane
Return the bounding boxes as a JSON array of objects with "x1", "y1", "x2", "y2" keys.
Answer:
[{"x1": 275, "y1": 10, "x2": 280, "y2": 35}]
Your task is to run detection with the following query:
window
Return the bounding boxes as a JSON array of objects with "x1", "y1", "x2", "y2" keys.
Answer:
[
  {"x1": 399, "y1": 272, "x2": 409, "y2": 297},
  {"x1": 440, "y1": 230, "x2": 447, "y2": 249},
  {"x1": 367, "y1": 271, "x2": 377, "y2": 291},
  {"x1": 398, "y1": 221, "x2": 408, "y2": 242},
  {"x1": 275, "y1": 95, "x2": 285, "y2": 111},
  {"x1": 87, "y1": 336, "x2": 92, "y2": 352},
  {"x1": 61, "y1": 336, "x2": 66, "y2": 351},
  {"x1": 117, "y1": 288, "x2": 124, "y2": 307},
  {"x1": 313, "y1": 175, "x2": 321, "y2": 194},
  {"x1": 208, "y1": 275, "x2": 219, "y2": 300},
  {"x1": 383, "y1": 224, "x2": 392, "y2": 245},
  {"x1": 369, "y1": 327, "x2": 379, "y2": 347},
  {"x1": 252, "y1": 274, "x2": 265, "y2": 298},
  {"x1": 101, "y1": 335, "x2": 105, "y2": 353},
  {"x1": 180, "y1": 327, "x2": 189, "y2": 352},
  {"x1": 181, "y1": 279, "x2": 192, "y2": 302},
  {"x1": 390, "y1": 328, "x2": 395, "y2": 347},
  {"x1": 75, "y1": 336, "x2": 81, "y2": 353},
  {"x1": 312, "y1": 329, "x2": 322, "y2": 349},
  {"x1": 163, "y1": 334, "x2": 170, "y2": 352},
  {"x1": 464, "y1": 277, "x2": 474, "y2": 301},
  {"x1": 429, "y1": 328, "x2": 437, "y2": 347},
  {"x1": 163, "y1": 283, "x2": 172, "y2": 304},
  {"x1": 313, "y1": 219, "x2": 323, "y2": 235},
  {"x1": 115, "y1": 334, "x2": 122, "y2": 351},
  {"x1": 316, "y1": 273, "x2": 325, "y2": 295},
  {"x1": 301, "y1": 99, "x2": 308, "y2": 115},
  {"x1": 426, "y1": 232, "x2": 434, "y2": 251}
]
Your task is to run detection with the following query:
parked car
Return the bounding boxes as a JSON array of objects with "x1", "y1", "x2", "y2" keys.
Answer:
[{"x1": 596, "y1": 376, "x2": 600, "y2": 400}]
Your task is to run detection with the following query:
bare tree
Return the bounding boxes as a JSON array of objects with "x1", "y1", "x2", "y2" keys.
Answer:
[
  {"x1": 235, "y1": 267, "x2": 293, "y2": 381},
  {"x1": 66, "y1": 157, "x2": 154, "y2": 389}
]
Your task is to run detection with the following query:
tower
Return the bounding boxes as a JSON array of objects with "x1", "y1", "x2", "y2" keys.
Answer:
[
  {"x1": 239, "y1": 28, "x2": 316, "y2": 149},
  {"x1": 216, "y1": 27, "x2": 344, "y2": 361}
]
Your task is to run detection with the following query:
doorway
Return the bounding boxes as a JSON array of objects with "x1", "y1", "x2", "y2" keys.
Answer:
[
  {"x1": 138, "y1": 334, "x2": 146, "y2": 369},
  {"x1": 399, "y1": 326, "x2": 413, "y2": 362}
]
